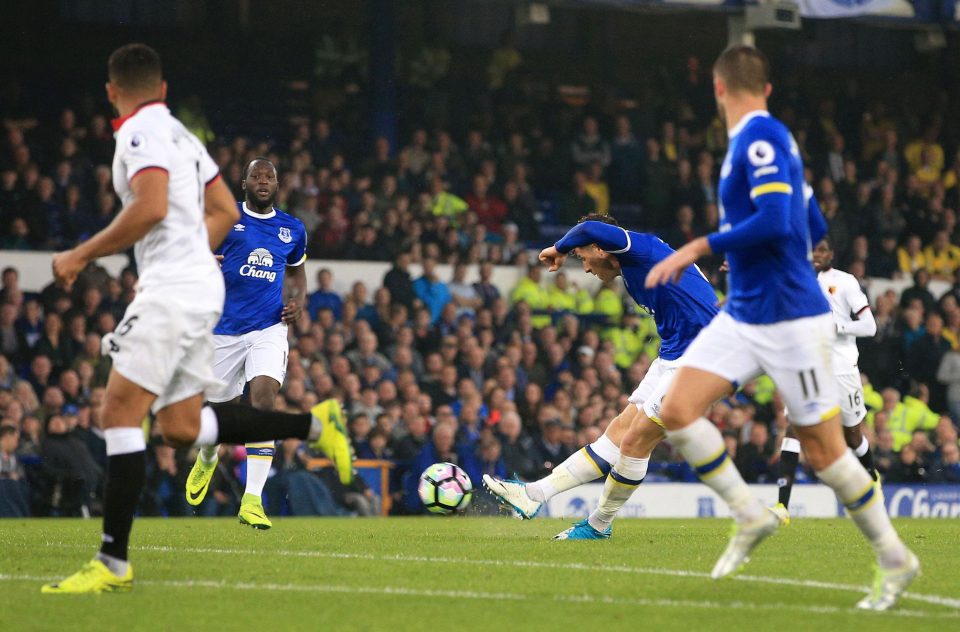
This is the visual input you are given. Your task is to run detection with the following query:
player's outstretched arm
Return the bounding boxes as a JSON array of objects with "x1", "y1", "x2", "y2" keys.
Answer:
[
  {"x1": 204, "y1": 177, "x2": 241, "y2": 250},
  {"x1": 645, "y1": 236, "x2": 712, "y2": 288},
  {"x1": 52, "y1": 169, "x2": 169, "y2": 287},
  {"x1": 555, "y1": 221, "x2": 629, "y2": 255}
]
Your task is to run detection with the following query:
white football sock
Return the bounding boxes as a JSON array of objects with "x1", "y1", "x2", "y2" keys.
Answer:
[
  {"x1": 244, "y1": 442, "x2": 275, "y2": 498},
  {"x1": 200, "y1": 445, "x2": 219, "y2": 465},
  {"x1": 665, "y1": 417, "x2": 764, "y2": 523},
  {"x1": 193, "y1": 406, "x2": 219, "y2": 447},
  {"x1": 781, "y1": 436, "x2": 801, "y2": 455},
  {"x1": 526, "y1": 434, "x2": 619, "y2": 503},
  {"x1": 854, "y1": 436, "x2": 870, "y2": 458},
  {"x1": 815, "y1": 450, "x2": 906, "y2": 569},
  {"x1": 588, "y1": 454, "x2": 648, "y2": 532}
]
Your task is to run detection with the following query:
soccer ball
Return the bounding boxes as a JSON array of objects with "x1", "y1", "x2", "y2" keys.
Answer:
[{"x1": 418, "y1": 462, "x2": 472, "y2": 515}]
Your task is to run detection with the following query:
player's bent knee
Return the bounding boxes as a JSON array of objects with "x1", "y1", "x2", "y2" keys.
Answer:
[
  {"x1": 658, "y1": 397, "x2": 694, "y2": 427},
  {"x1": 159, "y1": 423, "x2": 199, "y2": 448}
]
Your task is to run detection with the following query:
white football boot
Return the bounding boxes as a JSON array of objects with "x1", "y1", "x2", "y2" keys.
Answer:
[
  {"x1": 856, "y1": 551, "x2": 921, "y2": 612},
  {"x1": 482, "y1": 475, "x2": 542, "y2": 519},
  {"x1": 711, "y1": 508, "x2": 779, "y2": 579}
]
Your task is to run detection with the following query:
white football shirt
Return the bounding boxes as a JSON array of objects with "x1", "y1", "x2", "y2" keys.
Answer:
[
  {"x1": 817, "y1": 267, "x2": 870, "y2": 375},
  {"x1": 112, "y1": 101, "x2": 223, "y2": 309}
]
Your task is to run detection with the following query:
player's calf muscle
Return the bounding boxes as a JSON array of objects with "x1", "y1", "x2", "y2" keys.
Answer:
[
  {"x1": 101, "y1": 372, "x2": 155, "y2": 428},
  {"x1": 155, "y1": 396, "x2": 203, "y2": 447},
  {"x1": 793, "y1": 417, "x2": 847, "y2": 470},
  {"x1": 621, "y1": 417, "x2": 663, "y2": 458}
]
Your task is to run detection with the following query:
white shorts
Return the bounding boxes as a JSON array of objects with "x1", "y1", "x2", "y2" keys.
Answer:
[
  {"x1": 627, "y1": 357, "x2": 680, "y2": 423},
  {"x1": 103, "y1": 293, "x2": 222, "y2": 413},
  {"x1": 835, "y1": 372, "x2": 867, "y2": 428},
  {"x1": 206, "y1": 322, "x2": 289, "y2": 403},
  {"x1": 681, "y1": 311, "x2": 839, "y2": 426}
]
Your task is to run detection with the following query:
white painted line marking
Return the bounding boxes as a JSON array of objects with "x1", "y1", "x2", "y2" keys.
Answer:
[
  {"x1": 26, "y1": 541, "x2": 960, "y2": 611},
  {"x1": 2, "y1": 573, "x2": 956, "y2": 619}
]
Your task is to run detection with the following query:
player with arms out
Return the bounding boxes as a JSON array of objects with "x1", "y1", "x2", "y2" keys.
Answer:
[
  {"x1": 645, "y1": 45, "x2": 917, "y2": 610},
  {"x1": 484, "y1": 213, "x2": 719, "y2": 539},
  {"x1": 772, "y1": 236, "x2": 879, "y2": 524},
  {"x1": 184, "y1": 158, "x2": 341, "y2": 529},
  {"x1": 43, "y1": 44, "x2": 350, "y2": 594}
]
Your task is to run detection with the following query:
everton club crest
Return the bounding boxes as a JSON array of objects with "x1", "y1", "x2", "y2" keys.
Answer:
[{"x1": 278, "y1": 227, "x2": 292, "y2": 243}]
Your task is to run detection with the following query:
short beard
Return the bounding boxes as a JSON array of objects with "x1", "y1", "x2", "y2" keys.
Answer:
[{"x1": 246, "y1": 192, "x2": 275, "y2": 212}]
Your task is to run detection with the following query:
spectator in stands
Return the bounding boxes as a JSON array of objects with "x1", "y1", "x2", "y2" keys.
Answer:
[
  {"x1": 932, "y1": 441, "x2": 960, "y2": 483},
  {"x1": 899, "y1": 270, "x2": 936, "y2": 314},
  {"x1": 907, "y1": 313, "x2": 951, "y2": 411},
  {"x1": 510, "y1": 265, "x2": 550, "y2": 329},
  {"x1": 868, "y1": 233, "x2": 900, "y2": 279},
  {"x1": 735, "y1": 422, "x2": 773, "y2": 483},
  {"x1": 464, "y1": 173, "x2": 507, "y2": 235},
  {"x1": 609, "y1": 115, "x2": 643, "y2": 203},
  {"x1": 429, "y1": 176, "x2": 468, "y2": 224},
  {"x1": 558, "y1": 171, "x2": 597, "y2": 226},
  {"x1": 383, "y1": 252, "x2": 417, "y2": 311},
  {"x1": 448, "y1": 262, "x2": 482, "y2": 318},
  {"x1": 642, "y1": 138, "x2": 674, "y2": 228},
  {"x1": 924, "y1": 230, "x2": 960, "y2": 282},
  {"x1": 308, "y1": 268, "x2": 343, "y2": 320},
  {"x1": 570, "y1": 115, "x2": 610, "y2": 170},
  {"x1": 472, "y1": 261, "x2": 500, "y2": 309},
  {"x1": 413, "y1": 258, "x2": 452, "y2": 323},
  {"x1": 583, "y1": 161, "x2": 610, "y2": 215}
]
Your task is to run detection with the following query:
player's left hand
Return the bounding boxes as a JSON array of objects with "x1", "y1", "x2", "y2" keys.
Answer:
[
  {"x1": 281, "y1": 299, "x2": 302, "y2": 324},
  {"x1": 52, "y1": 249, "x2": 88, "y2": 289},
  {"x1": 645, "y1": 237, "x2": 711, "y2": 288}
]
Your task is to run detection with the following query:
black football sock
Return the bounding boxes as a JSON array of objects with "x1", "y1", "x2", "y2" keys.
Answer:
[
  {"x1": 777, "y1": 438, "x2": 801, "y2": 508},
  {"x1": 854, "y1": 436, "x2": 878, "y2": 480},
  {"x1": 99, "y1": 450, "x2": 146, "y2": 566},
  {"x1": 210, "y1": 403, "x2": 311, "y2": 444}
]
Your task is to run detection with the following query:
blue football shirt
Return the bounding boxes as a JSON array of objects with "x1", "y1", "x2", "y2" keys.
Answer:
[
  {"x1": 556, "y1": 221, "x2": 719, "y2": 360},
  {"x1": 708, "y1": 111, "x2": 829, "y2": 325},
  {"x1": 214, "y1": 202, "x2": 307, "y2": 335}
]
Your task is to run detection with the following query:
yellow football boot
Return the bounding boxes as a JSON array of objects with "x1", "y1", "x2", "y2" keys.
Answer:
[
  {"x1": 41, "y1": 559, "x2": 133, "y2": 594},
  {"x1": 309, "y1": 399, "x2": 353, "y2": 484},
  {"x1": 238, "y1": 493, "x2": 273, "y2": 530},
  {"x1": 186, "y1": 453, "x2": 218, "y2": 506}
]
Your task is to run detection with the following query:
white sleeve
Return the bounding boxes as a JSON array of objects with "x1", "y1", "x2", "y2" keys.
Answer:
[
  {"x1": 199, "y1": 146, "x2": 220, "y2": 187},
  {"x1": 118, "y1": 126, "x2": 171, "y2": 181},
  {"x1": 837, "y1": 277, "x2": 876, "y2": 337}
]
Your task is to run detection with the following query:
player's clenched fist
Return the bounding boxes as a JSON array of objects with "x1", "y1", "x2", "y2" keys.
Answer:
[
  {"x1": 52, "y1": 249, "x2": 88, "y2": 288},
  {"x1": 281, "y1": 299, "x2": 301, "y2": 324},
  {"x1": 538, "y1": 245, "x2": 566, "y2": 272}
]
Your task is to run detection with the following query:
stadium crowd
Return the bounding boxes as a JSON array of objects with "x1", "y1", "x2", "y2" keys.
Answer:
[{"x1": 2, "y1": 45, "x2": 960, "y2": 517}]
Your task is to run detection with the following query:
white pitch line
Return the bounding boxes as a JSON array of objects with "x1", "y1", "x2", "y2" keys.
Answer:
[
  {"x1": 29, "y1": 541, "x2": 960, "y2": 611},
  {"x1": 1, "y1": 573, "x2": 957, "y2": 620}
]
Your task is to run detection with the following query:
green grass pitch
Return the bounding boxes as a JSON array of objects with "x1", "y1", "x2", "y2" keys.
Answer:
[{"x1": 2, "y1": 517, "x2": 958, "y2": 631}]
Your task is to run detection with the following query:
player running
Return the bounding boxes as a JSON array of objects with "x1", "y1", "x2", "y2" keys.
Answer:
[
  {"x1": 483, "y1": 214, "x2": 719, "y2": 539},
  {"x1": 43, "y1": 44, "x2": 350, "y2": 594},
  {"x1": 185, "y1": 158, "x2": 324, "y2": 530},
  {"x1": 771, "y1": 236, "x2": 880, "y2": 524},
  {"x1": 645, "y1": 45, "x2": 917, "y2": 610}
]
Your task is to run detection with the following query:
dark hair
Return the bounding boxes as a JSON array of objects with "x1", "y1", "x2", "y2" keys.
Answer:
[
  {"x1": 817, "y1": 235, "x2": 834, "y2": 252},
  {"x1": 242, "y1": 157, "x2": 277, "y2": 180},
  {"x1": 713, "y1": 45, "x2": 769, "y2": 95},
  {"x1": 578, "y1": 213, "x2": 620, "y2": 227},
  {"x1": 108, "y1": 43, "x2": 162, "y2": 92},
  {"x1": 0, "y1": 425, "x2": 17, "y2": 439}
]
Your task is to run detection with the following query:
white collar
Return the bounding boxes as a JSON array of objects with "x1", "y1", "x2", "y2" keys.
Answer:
[
  {"x1": 727, "y1": 110, "x2": 770, "y2": 139},
  {"x1": 243, "y1": 201, "x2": 276, "y2": 219}
]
